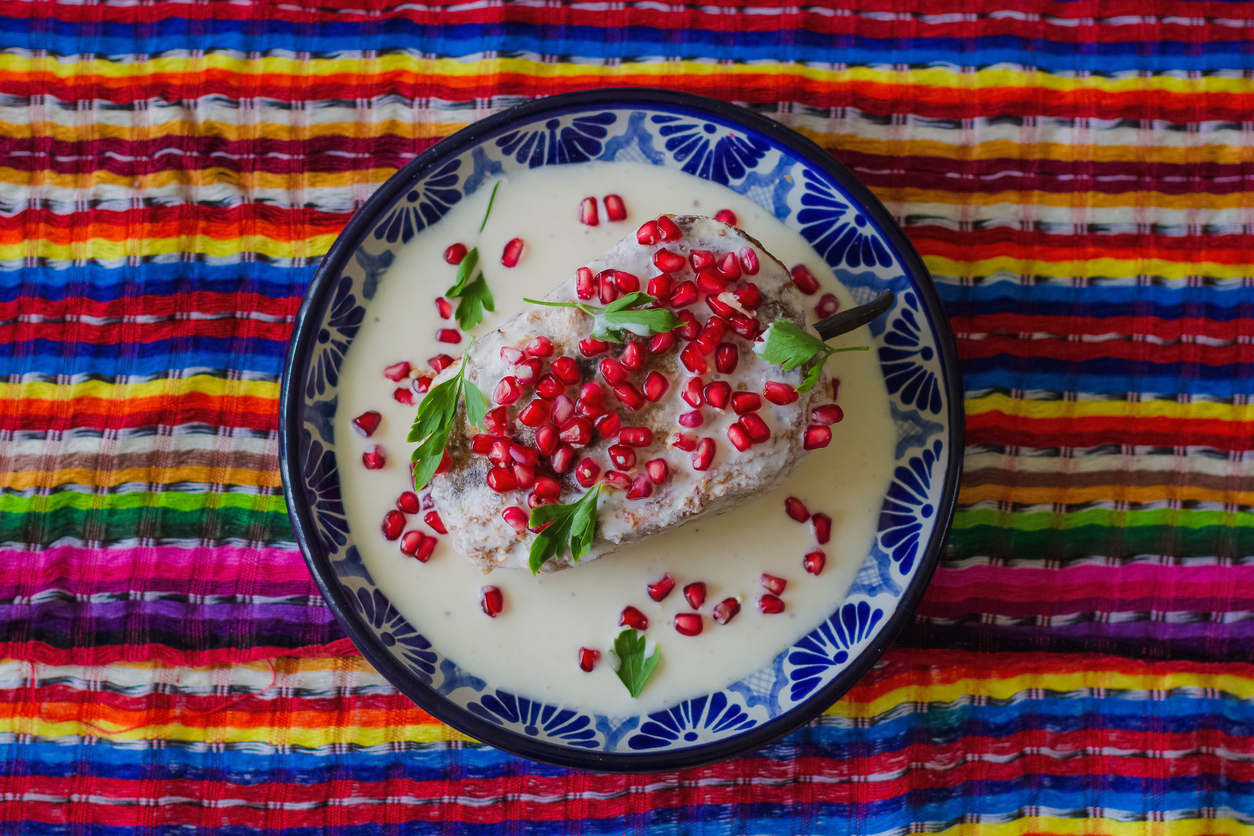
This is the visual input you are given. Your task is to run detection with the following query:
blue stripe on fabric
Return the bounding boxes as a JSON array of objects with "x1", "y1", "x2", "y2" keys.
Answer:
[
  {"x1": 937, "y1": 282, "x2": 1254, "y2": 316},
  {"x1": 2, "y1": 338, "x2": 288, "y2": 378},
  {"x1": 0, "y1": 20, "x2": 1250, "y2": 72},
  {"x1": 0, "y1": 263, "x2": 313, "y2": 299}
]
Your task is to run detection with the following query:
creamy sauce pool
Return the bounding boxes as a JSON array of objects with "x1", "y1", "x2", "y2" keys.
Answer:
[{"x1": 334, "y1": 162, "x2": 895, "y2": 715}]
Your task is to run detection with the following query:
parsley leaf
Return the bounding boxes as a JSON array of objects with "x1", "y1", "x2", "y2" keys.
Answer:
[
  {"x1": 613, "y1": 628, "x2": 661, "y2": 698},
  {"x1": 445, "y1": 247, "x2": 496, "y2": 332},
  {"x1": 406, "y1": 342, "x2": 486, "y2": 489},
  {"x1": 523, "y1": 294, "x2": 680, "y2": 343},
  {"x1": 527, "y1": 484, "x2": 602, "y2": 574},
  {"x1": 759, "y1": 320, "x2": 869, "y2": 393}
]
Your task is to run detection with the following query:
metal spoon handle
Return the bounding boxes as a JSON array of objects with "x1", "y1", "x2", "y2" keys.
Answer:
[{"x1": 813, "y1": 290, "x2": 895, "y2": 341}]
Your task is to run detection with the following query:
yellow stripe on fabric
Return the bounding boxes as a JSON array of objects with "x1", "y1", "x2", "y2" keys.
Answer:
[
  {"x1": 929, "y1": 256, "x2": 1253, "y2": 281},
  {"x1": 0, "y1": 376, "x2": 279, "y2": 402},
  {"x1": 1, "y1": 236, "x2": 337, "y2": 262},
  {"x1": 965, "y1": 393, "x2": 1254, "y2": 422},
  {"x1": 7, "y1": 53, "x2": 1254, "y2": 95},
  {"x1": 0, "y1": 119, "x2": 464, "y2": 143},
  {"x1": 4, "y1": 467, "x2": 282, "y2": 491},
  {"x1": 0, "y1": 166, "x2": 396, "y2": 192}
]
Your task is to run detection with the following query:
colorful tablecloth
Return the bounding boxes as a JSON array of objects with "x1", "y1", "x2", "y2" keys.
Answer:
[{"x1": 4, "y1": 1, "x2": 1253, "y2": 830}]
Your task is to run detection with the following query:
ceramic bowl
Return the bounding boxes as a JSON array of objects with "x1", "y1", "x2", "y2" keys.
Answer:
[{"x1": 280, "y1": 88, "x2": 963, "y2": 771}]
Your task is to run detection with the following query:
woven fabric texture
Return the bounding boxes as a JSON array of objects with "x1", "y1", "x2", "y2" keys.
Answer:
[{"x1": 2, "y1": 0, "x2": 1253, "y2": 830}]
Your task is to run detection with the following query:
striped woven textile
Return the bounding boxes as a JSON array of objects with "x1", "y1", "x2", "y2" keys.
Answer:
[{"x1": 2, "y1": 0, "x2": 1253, "y2": 830}]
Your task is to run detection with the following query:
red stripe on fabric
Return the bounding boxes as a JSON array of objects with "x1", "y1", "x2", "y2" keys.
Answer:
[
  {"x1": 3, "y1": 396, "x2": 278, "y2": 433},
  {"x1": 957, "y1": 336, "x2": 1254, "y2": 366},
  {"x1": 0, "y1": 293, "x2": 301, "y2": 322},
  {"x1": 950, "y1": 315, "x2": 1254, "y2": 344},
  {"x1": 965, "y1": 413, "x2": 1254, "y2": 451},
  {"x1": 0, "y1": 638, "x2": 358, "y2": 667}
]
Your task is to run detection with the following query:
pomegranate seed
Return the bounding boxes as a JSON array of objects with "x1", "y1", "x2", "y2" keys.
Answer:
[
  {"x1": 674, "y1": 613, "x2": 703, "y2": 636},
  {"x1": 535, "y1": 424, "x2": 559, "y2": 455},
  {"x1": 614, "y1": 271, "x2": 640, "y2": 294},
  {"x1": 575, "y1": 457, "x2": 600, "y2": 488},
  {"x1": 763, "y1": 381, "x2": 799, "y2": 405},
  {"x1": 525, "y1": 336, "x2": 554, "y2": 358},
  {"x1": 727, "y1": 422, "x2": 752, "y2": 452},
  {"x1": 381, "y1": 510, "x2": 404, "y2": 540},
  {"x1": 790, "y1": 264, "x2": 819, "y2": 294},
  {"x1": 604, "y1": 194, "x2": 627, "y2": 221},
  {"x1": 627, "y1": 473, "x2": 653, "y2": 500},
  {"x1": 535, "y1": 374, "x2": 564, "y2": 400},
  {"x1": 761, "y1": 574, "x2": 787, "y2": 596},
  {"x1": 697, "y1": 268, "x2": 727, "y2": 295},
  {"x1": 352, "y1": 411, "x2": 382, "y2": 437},
  {"x1": 399, "y1": 530, "x2": 426, "y2": 558},
  {"x1": 619, "y1": 606, "x2": 648, "y2": 630},
  {"x1": 741, "y1": 413, "x2": 771, "y2": 443},
  {"x1": 436, "y1": 297, "x2": 453, "y2": 320},
  {"x1": 728, "y1": 313, "x2": 761, "y2": 339},
  {"x1": 684, "y1": 582, "x2": 706, "y2": 609},
  {"x1": 501, "y1": 237, "x2": 524, "y2": 268},
  {"x1": 513, "y1": 463, "x2": 536, "y2": 490},
  {"x1": 738, "y1": 247, "x2": 760, "y2": 276},
  {"x1": 608, "y1": 444, "x2": 636, "y2": 470},
  {"x1": 669, "y1": 281, "x2": 698, "y2": 308},
  {"x1": 549, "y1": 356, "x2": 581, "y2": 385},
  {"x1": 636, "y1": 220, "x2": 659, "y2": 245},
  {"x1": 647, "y1": 573, "x2": 676, "y2": 602},
  {"x1": 560, "y1": 417, "x2": 593, "y2": 446},
  {"x1": 552, "y1": 394, "x2": 577, "y2": 427},
  {"x1": 487, "y1": 466, "x2": 518, "y2": 493},
  {"x1": 493, "y1": 377, "x2": 523, "y2": 405},
  {"x1": 529, "y1": 490, "x2": 553, "y2": 508},
  {"x1": 681, "y1": 378, "x2": 704, "y2": 408},
  {"x1": 443, "y1": 243, "x2": 467, "y2": 265},
  {"x1": 384, "y1": 361, "x2": 411, "y2": 382},
  {"x1": 488, "y1": 438, "x2": 512, "y2": 467},
  {"x1": 600, "y1": 358, "x2": 628, "y2": 385},
  {"x1": 436, "y1": 449, "x2": 453, "y2": 475},
  {"x1": 500, "y1": 346, "x2": 524, "y2": 365},
  {"x1": 758, "y1": 594, "x2": 785, "y2": 614},
  {"x1": 715, "y1": 343, "x2": 738, "y2": 374},
  {"x1": 811, "y1": 513, "x2": 832, "y2": 545},
  {"x1": 620, "y1": 427, "x2": 653, "y2": 447},
  {"x1": 362, "y1": 445, "x2": 386, "y2": 469},
  {"x1": 713, "y1": 598, "x2": 741, "y2": 625},
  {"x1": 804, "y1": 425, "x2": 833, "y2": 450},
  {"x1": 703, "y1": 381, "x2": 731, "y2": 411},
  {"x1": 578, "y1": 647, "x2": 601, "y2": 672},
  {"x1": 695, "y1": 317, "x2": 727, "y2": 354},
  {"x1": 678, "y1": 410, "x2": 704, "y2": 428},
  {"x1": 654, "y1": 248, "x2": 686, "y2": 273},
  {"x1": 579, "y1": 337, "x2": 609, "y2": 357},
  {"x1": 603, "y1": 470, "x2": 632, "y2": 490},
  {"x1": 613, "y1": 382, "x2": 646, "y2": 412},
  {"x1": 812, "y1": 404, "x2": 845, "y2": 425},
  {"x1": 594, "y1": 410, "x2": 622, "y2": 438},
  {"x1": 392, "y1": 387, "x2": 415, "y2": 406},
  {"x1": 648, "y1": 274, "x2": 673, "y2": 300},
  {"x1": 436, "y1": 328, "x2": 461, "y2": 344},
  {"x1": 649, "y1": 331, "x2": 676, "y2": 354},
  {"x1": 598, "y1": 270, "x2": 620, "y2": 305},
  {"x1": 669, "y1": 432, "x2": 698, "y2": 452},
  {"x1": 675, "y1": 309, "x2": 700, "y2": 340},
  {"x1": 816, "y1": 293, "x2": 840, "y2": 318},
  {"x1": 785, "y1": 496, "x2": 810, "y2": 522},
  {"x1": 643, "y1": 372, "x2": 669, "y2": 402},
  {"x1": 519, "y1": 400, "x2": 550, "y2": 427},
  {"x1": 578, "y1": 196, "x2": 599, "y2": 226},
  {"x1": 645, "y1": 458, "x2": 669, "y2": 484},
  {"x1": 574, "y1": 265, "x2": 596, "y2": 299},
  {"x1": 620, "y1": 341, "x2": 645, "y2": 370},
  {"x1": 397, "y1": 491, "x2": 421, "y2": 513},
  {"x1": 731, "y1": 391, "x2": 762, "y2": 414},
  {"x1": 484, "y1": 406, "x2": 510, "y2": 435},
  {"x1": 534, "y1": 475, "x2": 562, "y2": 500},
  {"x1": 502, "y1": 506, "x2": 528, "y2": 534},
  {"x1": 578, "y1": 382, "x2": 604, "y2": 411},
  {"x1": 413, "y1": 533, "x2": 437, "y2": 561},
  {"x1": 714, "y1": 209, "x2": 737, "y2": 225},
  {"x1": 733, "y1": 283, "x2": 762, "y2": 310},
  {"x1": 680, "y1": 343, "x2": 708, "y2": 374},
  {"x1": 511, "y1": 444, "x2": 538, "y2": 466},
  {"x1": 411, "y1": 376, "x2": 432, "y2": 395},
  {"x1": 519, "y1": 359, "x2": 544, "y2": 384},
  {"x1": 429, "y1": 354, "x2": 455, "y2": 373},
  {"x1": 551, "y1": 445, "x2": 575, "y2": 473},
  {"x1": 804, "y1": 549, "x2": 827, "y2": 575},
  {"x1": 716, "y1": 251, "x2": 741, "y2": 281},
  {"x1": 690, "y1": 249, "x2": 716, "y2": 271},
  {"x1": 656, "y1": 215, "x2": 682, "y2": 241},
  {"x1": 480, "y1": 586, "x2": 504, "y2": 617},
  {"x1": 692, "y1": 438, "x2": 716, "y2": 470},
  {"x1": 424, "y1": 510, "x2": 447, "y2": 534}
]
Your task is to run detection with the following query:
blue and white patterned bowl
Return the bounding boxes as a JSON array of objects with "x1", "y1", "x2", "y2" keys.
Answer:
[{"x1": 280, "y1": 89, "x2": 963, "y2": 771}]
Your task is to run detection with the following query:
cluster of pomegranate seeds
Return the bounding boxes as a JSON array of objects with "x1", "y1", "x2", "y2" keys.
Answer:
[
  {"x1": 578, "y1": 194, "x2": 629, "y2": 226},
  {"x1": 501, "y1": 237, "x2": 525, "y2": 267},
  {"x1": 352, "y1": 411, "x2": 382, "y2": 437},
  {"x1": 400, "y1": 530, "x2": 437, "y2": 561},
  {"x1": 480, "y1": 586, "x2": 504, "y2": 617}
]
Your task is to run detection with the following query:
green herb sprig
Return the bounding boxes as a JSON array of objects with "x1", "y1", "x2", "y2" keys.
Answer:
[
  {"x1": 522, "y1": 292, "x2": 680, "y2": 343},
  {"x1": 406, "y1": 342, "x2": 487, "y2": 490},
  {"x1": 526, "y1": 484, "x2": 602, "y2": 575},
  {"x1": 442, "y1": 183, "x2": 503, "y2": 331},
  {"x1": 759, "y1": 320, "x2": 869, "y2": 393},
  {"x1": 613, "y1": 628, "x2": 660, "y2": 698}
]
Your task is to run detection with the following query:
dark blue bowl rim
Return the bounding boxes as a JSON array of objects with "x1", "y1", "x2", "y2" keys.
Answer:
[{"x1": 279, "y1": 87, "x2": 964, "y2": 773}]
